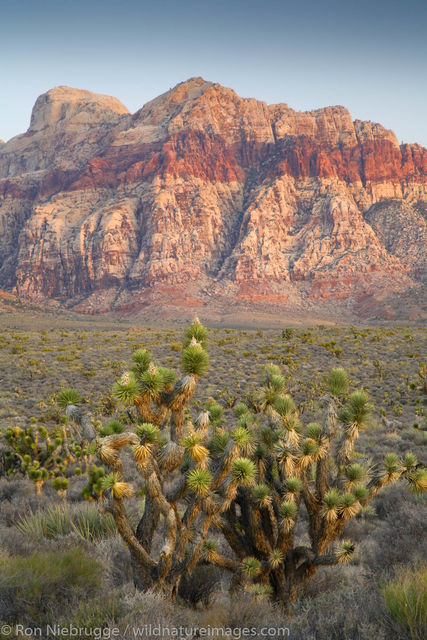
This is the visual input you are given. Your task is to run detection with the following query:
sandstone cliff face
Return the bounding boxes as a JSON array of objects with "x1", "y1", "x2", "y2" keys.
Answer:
[{"x1": 0, "y1": 78, "x2": 426, "y2": 318}]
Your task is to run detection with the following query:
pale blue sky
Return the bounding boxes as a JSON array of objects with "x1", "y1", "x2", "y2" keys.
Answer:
[{"x1": 1, "y1": 0, "x2": 426, "y2": 145}]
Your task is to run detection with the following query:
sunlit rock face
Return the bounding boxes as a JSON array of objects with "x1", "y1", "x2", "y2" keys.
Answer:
[{"x1": 0, "y1": 78, "x2": 426, "y2": 318}]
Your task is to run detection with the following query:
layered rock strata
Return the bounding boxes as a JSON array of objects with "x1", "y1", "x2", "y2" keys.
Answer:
[{"x1": 0, "y1": 78, "x2": 425, "y2": 318}]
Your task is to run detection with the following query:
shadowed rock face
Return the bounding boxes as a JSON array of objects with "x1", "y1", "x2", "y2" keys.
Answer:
[{"x1": 0, "y1": 77, "x2": 426, "y2": 318}]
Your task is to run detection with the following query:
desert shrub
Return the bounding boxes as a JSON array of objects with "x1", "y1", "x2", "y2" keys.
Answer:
[
  {"x1": 178, "y1": 565, "x2": 223, "y2": 607},
  {"x1": 364, "y1": 486, "x2": 427, "y2": 573},
  {"x1": 60, "y1": 592, "x2": 123, "y2": 628},
  {"x1": 289, "y1": 582, "x2": 387, "y2": 640},
  {"x1": 382, "y1": 564, "x2": 427, "y2": 640},
  {"x1": 0, "y1": 548, "x2": 102, "y2": 624},
  {"x1": 95, "y1": 537, "x2": 133, "y2": 587}
]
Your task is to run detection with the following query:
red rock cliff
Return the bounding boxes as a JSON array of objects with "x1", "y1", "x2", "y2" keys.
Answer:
[{"x1": 0, "y1": 78, "x2": 425, "y2": 318}]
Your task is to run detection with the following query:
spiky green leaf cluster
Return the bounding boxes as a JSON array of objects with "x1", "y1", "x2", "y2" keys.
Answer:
[
  {"x1": 285, "y1": 477, "x2": 303, "y2": 494},
  {"x1": 140, "y1": 368, "x2": 165, "y2": 397},
  {"x1": 403, "y1": 453, "x2": 417, "y2": 470},
  {"x1": 340, "y1": 391, "x2": 371, "y2": 427},
  {"x1": 57, "y1": 388, "x2": 82, "y2": 408},
  {"x1": 352, "y1": 484, "x2": 369, "y2": 501},
  {"x1": 181, "y1": 345, "x2": 209, "y2": 376},
  {"x1": 300, "y1": 439, "x2": 319, "y2": 457},
  {"x1": 337, "y1": 540, "x2": 355, "y2": 563},
  {"x1": 131, "y1": 349, "x2": 151, "y2": 376},
  {"x1": 158, "y1": 367, "x2": 176, "y2": 389},
  {"x1": 407, "y1": 468, "x2": 427, "y2": 493},
  {"x1": 184, "y1": 320, "x2": 209, "y2": 348},
  {"x1": 113, "y1": 372, "x2": 140, "y2": 403},
  {"x1": 252, "y1": 484, "x2": 270, "y2": 505},
  {"x1": 208, "y1": 431, "x2": 230, "y2": 458},
  {"x1": 99, "y1": 420, "x2": 125, "y2": 437},
  {"x1": 233, "y1": 403, "x2": 249, "y2": 418},
  {"x1": 327, "y1": 368, "x2": 349, "y2": 397},
  {"x1": 274, "y1": 395, "x2": 295, "y2": 417},
  {"x1": 231, "y1": 426, "x2": 254, "y2": 453},
  {"x1": 279, "y1": 501, "x2": 298, "y2": 520},
  {"x1": 231, "y1": 458, "x2": 256, "y2": 486},
  {"x1": 205, "y1": 403, "x2": 222, "y2": 427},
  {"x1": 324, "y1": 489, "x2": 340, "y2": 509},
  {"x1": 241, "y1": 556, "x2": 261, "y2": 577},
  {"x1": 269, "y1": 549, "x2": 284, "y2": 568},
  {"x1": 384, "y1": 453, "x2": 401, "y2": 476},
  {"x1": 135, "y1": 423, "x2": 161, "y2": 443},
  {"x1": 187, "y1": 468, "x2": 213, "y2": 494},
  {"x1": 340, "y1": 492, "x2": 357, "y2": 508},
  {"x1": 345, "y1": 463, "x2": 366, "y2": 483},
  {"x1": 306, "y1": 422, "x2": 322, "y2": 440}
]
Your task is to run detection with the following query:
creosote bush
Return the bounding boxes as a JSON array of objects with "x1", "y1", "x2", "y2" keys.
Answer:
[
  {"x1": 0, "y1": 548, "x2": 102, "y2": 624},
  {"x1": 70, "y1": 320, "x2": 427, "y2": 610}
]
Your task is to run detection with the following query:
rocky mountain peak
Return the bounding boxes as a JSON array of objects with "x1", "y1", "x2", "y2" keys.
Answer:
[
  {"x1": 29, "y1": 86, "x2": 129, "y2": 132},
  {"x1": 0, "y1": 80, "x2": 425, "y2": 320}
]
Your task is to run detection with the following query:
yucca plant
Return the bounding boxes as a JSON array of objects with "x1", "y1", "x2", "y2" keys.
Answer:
[{"x1": 83, "y1": 321, "x2": 426, "y2": 610}]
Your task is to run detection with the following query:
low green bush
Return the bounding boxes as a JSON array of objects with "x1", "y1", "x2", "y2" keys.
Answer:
[
  {"x1": 0, "y1": 548, "x2": 102, "y2": 624},
  {"x1": 382, "y1": 564, "x2": 427, "y2": 640}
]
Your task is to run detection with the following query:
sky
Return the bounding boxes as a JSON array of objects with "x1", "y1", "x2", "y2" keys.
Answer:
[{"x1": 1, "y1": 0, "x2": 426, "y2": 145}]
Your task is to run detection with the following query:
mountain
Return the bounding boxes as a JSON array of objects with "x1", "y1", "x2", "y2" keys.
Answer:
[{"x1": 0, "y1": 78, "x2": 426, "y2": 320}]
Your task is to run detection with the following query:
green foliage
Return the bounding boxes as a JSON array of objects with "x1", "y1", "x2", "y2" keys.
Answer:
[
  {"x1": 382, "y1": 565, "x2": 427, "y2": 640},
  {"x1": 231, "y1": 426, "x2": 254, "y2": 452},
  {"x1": 274, "y1": 394, "x2": 295, "y2": 417},
  {"x1": 113, "y1": 371, "x2": 140, "y2": 402},
  {"x1": 344, "y1": 463, "x2": 366, "y2": 483},
  {"x1": 158, "y1": 366, "x2": 176, "y2": 389},
  {"x1": 99, "y1": 419, "x2": 125, "y2": 436},
  {"x1": 285, "y1": 477, "x2": 303, "y2": 494},
  {"x1": 52, "y1": 476, "x2": 69, "y2": 492},
  {"x1": 135, "y1": 422, "x2": 161, "y2": 444},
  {"x1": 132, "y1": 348, "x2": 151, "y2": 373},
  {"x1": 253, "y1": 484, "x2": 270, "y2": 505},
  {"x1": 234, "y1": 402, "x2": 249, "y2": 418},
  {"x1": 241, "y1": 556, "x2": 261, "y2": 578},
  {"x1": 206, "y1": 400, "x2": 223, "y2": 426},
  {"x1": 184, "y1": 319, "x2": 209, "y2": 347},
  {"x1": 231, "y1": 457, "x2": 256, "y2": 486},
  {"x1": 324, "y1": 489, "x2": 340, "y2": 509},
  {"x1": 208, "y1": 431, "x2": 230, "y2": 457},
  {"x1": 187, "y1": 468, "x2": 213, "y2": 494},
  {"x1": 57, "y1": 388, "x2": 82, "y2": 408},
  {"x1": 340, "y1": 390, "x2": 371, "y2": 427},
  {"x1": 328, "y1": 368, "x2": 349, "y2": 396},
  {"x1": 139, "y1": 367, "x2": 165, "y2": 398},
  {"x1": 300, "y1": 438, "x2": 319, "y2": 456},
  {"x1": 181, "y1": 345, "x2": 209, "y2": 376},
  {"x1": 352, "y1": 484, "x2": 369, "y2": 501},
  {"x1": 16, "y1": 503, "x2": 117, "y2": 540},
  {"x1": 306, "y1": 422, "x2": 322, "y2": 440},
  {"x1": 279, "y1": 501, "x2": 298, "y2": 519},
  {"x1": 82, "y1": 464, "x2": 105, "y2": 500},
  {"x1": 0, "y1": 549, "x2": 102, "y2": 624}
]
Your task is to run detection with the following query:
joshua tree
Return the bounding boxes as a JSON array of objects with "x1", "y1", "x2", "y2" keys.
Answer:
[
  {"x1": 0, "y1": 389, "x2": 94, "y2": 493},
  {"x1": 94, "y1": 320, "x2": 426, "y2": 609}
]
